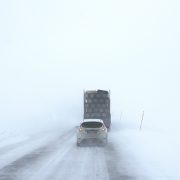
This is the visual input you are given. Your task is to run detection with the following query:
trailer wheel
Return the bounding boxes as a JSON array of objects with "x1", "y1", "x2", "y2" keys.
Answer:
[{"x1": 77, "y1": 142, "x2": 81, "y2": 147}]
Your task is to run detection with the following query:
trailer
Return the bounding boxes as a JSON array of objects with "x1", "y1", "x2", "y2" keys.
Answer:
[{"x1": 83, "y1": 89, "x2": 111, "y2": 128}]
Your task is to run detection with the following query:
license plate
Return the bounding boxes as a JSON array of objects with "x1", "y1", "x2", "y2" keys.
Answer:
[{"x1": 87, "y1": 130, "x2": 97, "y2": 134}]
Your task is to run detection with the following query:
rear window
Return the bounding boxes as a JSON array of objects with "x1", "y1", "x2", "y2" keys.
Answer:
[{"x1": 81, "y1": 122, "x2": 103, "y2": 128}]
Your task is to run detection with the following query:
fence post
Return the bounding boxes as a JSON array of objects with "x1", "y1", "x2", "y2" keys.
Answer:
[{"x1": 139, "y1": 111, "x2": 144, "y2": 131}]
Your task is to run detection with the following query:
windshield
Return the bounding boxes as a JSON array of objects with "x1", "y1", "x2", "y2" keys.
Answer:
[{"x1": 81, "y1": 122, "x2": 103, "y2": 128}]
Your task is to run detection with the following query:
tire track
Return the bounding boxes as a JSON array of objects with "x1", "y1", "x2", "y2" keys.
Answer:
[
  {"x1": 46, "y1": 145, "x2": 109, "y2": 180},
  {"x1": 105, "y1": 142, "x2": 136, "y2": 180},
  {"x1": 0, "y1": 127, "x2": 139, "y2": 180},
  {"x1": 0, "y1": 128, "x2": 76, "y2": 180},
  {"x1": 0, "y1": 130, "x2": 63, "y2": 156},
  {"x1": 30, "y1": 137, "x2": 75, "y2": 180}
]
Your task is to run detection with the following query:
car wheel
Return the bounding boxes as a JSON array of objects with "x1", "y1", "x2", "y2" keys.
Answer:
[{"x1": 102, "y1": 139, "x2": 108, "y2": 146}]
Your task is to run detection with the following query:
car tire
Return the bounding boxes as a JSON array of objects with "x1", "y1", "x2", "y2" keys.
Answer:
[
  {"x1": 102, "y1": 139, "x2": 108, "y2": 146},
  {"x1": 77, "y1": 142, "x2": 81, "y2": 147}
]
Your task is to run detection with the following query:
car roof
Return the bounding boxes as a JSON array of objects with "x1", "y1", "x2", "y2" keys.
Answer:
[{"x1": 82, "y1": 119, "x2": 103, "y2": 123}]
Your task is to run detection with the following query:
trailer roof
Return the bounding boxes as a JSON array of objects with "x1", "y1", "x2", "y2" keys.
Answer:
[{"x1": 85, "y1": 89, "x2": 109, "y2": 94}]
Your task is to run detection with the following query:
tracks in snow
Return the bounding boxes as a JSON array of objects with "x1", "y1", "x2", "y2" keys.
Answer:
[{"x1": 0, "y1": 127, "x2": 133, "y2": 180}]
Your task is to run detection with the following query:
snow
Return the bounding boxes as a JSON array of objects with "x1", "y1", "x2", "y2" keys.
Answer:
[
  {"x1": 0, "y1": 0, "x2": 180, "y2": 179},
  {"x1": 0, "y1": 120, "x2": 180, "y2": 179},
  {"x1": 110, "y1": 120, "x2": 180, "y2": 180}
]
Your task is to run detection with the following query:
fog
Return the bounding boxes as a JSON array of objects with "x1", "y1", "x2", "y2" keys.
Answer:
[{"x1": 0, "y1": 0, "x2": 180, "y2": 133}]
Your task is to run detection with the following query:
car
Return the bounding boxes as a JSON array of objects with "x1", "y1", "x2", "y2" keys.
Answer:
[{"x1": 77, "y1": 119, "x2": 108, "y2": 146}]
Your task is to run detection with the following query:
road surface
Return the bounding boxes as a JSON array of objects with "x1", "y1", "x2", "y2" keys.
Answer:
[{"x1": 0, "y1": 127, "x2": 136, "y2": 180}]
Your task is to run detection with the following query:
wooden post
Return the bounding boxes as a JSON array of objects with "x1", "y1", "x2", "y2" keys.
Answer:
[{"x1": 139, "y1": 111, "x2": 144, "y2": 131}]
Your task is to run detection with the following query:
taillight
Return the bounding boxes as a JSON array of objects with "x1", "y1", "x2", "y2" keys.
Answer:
[
  {"x1": 79, "y1": 126, "x2": 85, "y2": 132},
  {"x1": 101, "y1": 126, "x2": 106, "y2": 131}
]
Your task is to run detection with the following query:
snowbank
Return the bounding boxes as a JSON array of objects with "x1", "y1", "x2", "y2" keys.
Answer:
[{"x1": 110, "y1": 121, "x2": 180, "y2": 180}]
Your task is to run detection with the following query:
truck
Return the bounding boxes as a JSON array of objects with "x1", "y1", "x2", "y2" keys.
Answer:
[{"x1": 83, "y1": 89, "x2": 111, "y2": 128}]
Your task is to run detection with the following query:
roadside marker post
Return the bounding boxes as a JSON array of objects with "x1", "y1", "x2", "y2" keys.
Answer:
[{"x1": 139, "y1": 111, "x2": 144, "y2": 131}]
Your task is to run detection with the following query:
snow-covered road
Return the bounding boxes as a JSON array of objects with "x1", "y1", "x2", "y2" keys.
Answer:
[
  {"x1": 1, "y1": 125, "x2": 180, "y2": 180},
  {"x1": 0, "y1": 127, "x2": 131, "y2": 180}
]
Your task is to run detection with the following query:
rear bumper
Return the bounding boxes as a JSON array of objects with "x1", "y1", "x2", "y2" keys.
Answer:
[{"x1": 77, "y1": 133, "x2": 107, "y2": 143}]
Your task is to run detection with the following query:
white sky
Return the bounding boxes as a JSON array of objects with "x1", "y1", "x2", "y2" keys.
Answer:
[{"x1": 0, "y1": 0, "x2": 180, "y2": 131}]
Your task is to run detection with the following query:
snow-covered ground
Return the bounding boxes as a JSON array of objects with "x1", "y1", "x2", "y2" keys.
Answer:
[
  {"x1": 1, "y1": 0, "x2": 180, "y2": 179},
  {"x1": 0, "y1": 120, "x2": 179, "y2": 180},
  {"x1": 111, "y1": 121, "x2": 180, "y2": 180}
]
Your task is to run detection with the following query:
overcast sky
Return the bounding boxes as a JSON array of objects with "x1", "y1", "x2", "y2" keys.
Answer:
[{"x1": 0, "y1": 0, "x2": 180, "y2": 132}]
